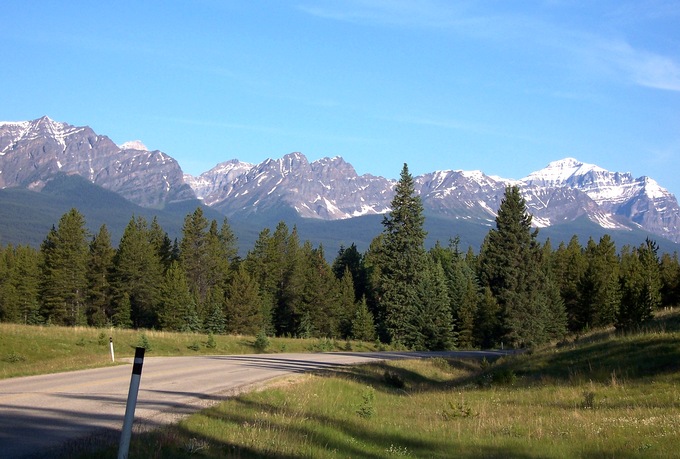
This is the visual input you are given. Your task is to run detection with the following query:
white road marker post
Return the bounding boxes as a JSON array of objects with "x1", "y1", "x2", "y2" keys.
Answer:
[
  {"x1": 118, "y1": 347, "x2": 145, "y2": 459},
  {"x1": 109, "y1": 337, "x2": 115, "y2": 363}
]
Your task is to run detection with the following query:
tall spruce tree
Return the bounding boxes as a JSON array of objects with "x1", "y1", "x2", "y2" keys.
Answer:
[
  {"x1": 553, "y1": 236, "x2": 586, "y2": 331},
  {"x1": 430, "y1": 240, "x2": 478, "y2": 349},
  {"x1": 617, "y1": 239, "x2": 661, "y2": 330},
  {"x1": 158, "y1": 261, "x2": 200, "y2": 332},
  {"x1": 149, "y1": 217, "x2": 176, "y2": 273},
  {"x1": 478, "y1": 186, "x2": 556, "y2": 347},
  {"x1": 378, "y1": 163, "x2": 428, "y2": 348},
  {"x1": 112, "y1": 216, "x2": 163, "y2": 328},
  {"x1": 0, "y1": 245, "x2": 41, "y2": 324},
  {"x1": 332, "y1": 243, "x2": 367, "y2": 301},
  {"x1": 242, "y1": 227, "x2": 281, "y2": 335},
  {"x1": 87, "y1": 225, "x2": 115, "y2": 326},
  {"x1": 415, "y1": 258, "x2": 455, "y2": 350},
  {"x1": 224, "y1": 264, "x2": 262, "y2": 336},
  {"x1": 302, "y1": 244, "x2": 342, "y2": 338},
  {"x1": 659, "y1": 252, "x2": 680, "y2": 307},
  {"x1": 577, "y1": 235, "x2": 620, "y2": 330},
  {"x1": 39, "y1": 209, "x2": 90, "y2": 326},
  {"x1": 338, "y1": 268, "x2": 358, "y2": 338},
  {"x1": 180, "y1": 207, "x2": 211, "y2": 305}
]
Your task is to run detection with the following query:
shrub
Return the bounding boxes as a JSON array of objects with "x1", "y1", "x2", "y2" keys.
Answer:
[
  {"x1": 356, "y1": 386, "x2": 376, "y2": 419},
  {"x1": 206, "y1": 333, "x2": 217, "y2": 349},
  {"x1": 137, "y1": 333, "x2": 152, "y2": 351},
  {"x1": 254, "y1": 331, "x2": 270, "y2": 352},
  {"x1": 491, "y1": 368, "x2": 517, "y2": 386},
  {"x1": 3, "y1": 352, "x2": 26, "y2": 363}
]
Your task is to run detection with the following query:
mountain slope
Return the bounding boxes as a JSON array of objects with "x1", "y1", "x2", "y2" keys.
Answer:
[
  {"x1": 0, "y1": 116, "x2": 194, "y2": 208},
  {"x1": 2, "y1": 117, "x2": 679, "y2": 247}
]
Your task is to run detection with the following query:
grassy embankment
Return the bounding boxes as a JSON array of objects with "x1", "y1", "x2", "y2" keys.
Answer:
[
  {"x1": 0, "y1": 324, "x2": 378, "y2": 379},
  {"x1": 78, "y1": 310, "x2": 680, "y2": 458}
]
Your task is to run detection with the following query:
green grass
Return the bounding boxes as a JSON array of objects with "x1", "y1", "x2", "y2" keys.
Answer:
[
  {"x1": 75, "y1": 309, "x2": 680, "y2": 458},
  {"x1": 0, "y1": 324, "x2": 378, "y2": 379}
]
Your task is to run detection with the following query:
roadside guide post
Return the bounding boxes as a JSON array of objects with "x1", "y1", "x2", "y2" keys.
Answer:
[{"x1": 118, "y1": 347, "x2": 145, "y2": 459}]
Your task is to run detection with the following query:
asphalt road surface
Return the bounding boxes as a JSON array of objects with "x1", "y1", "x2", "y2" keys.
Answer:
[{"x1": 0, "y1": 350, "x2": 510, "y2": 458}]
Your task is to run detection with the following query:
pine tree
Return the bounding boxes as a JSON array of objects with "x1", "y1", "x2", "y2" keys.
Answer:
[
  {"x1": 87, "y1": 225, "x2": 115, "y2": 326},
  {"x1": 415, "y1": 258, "x2": 455, "y2": 350},
  {"x1": 659, "y1": 252, "x2": 680, "y2": 307},
  {"x1": 149, "y1": 217, "x2": 176, "y2": 272},
  {"x1": 477, "y1": 186, "x2": 551, "y2": 347},
  {"x1": 224, "y1": 264, "x2": 262, "y2": 336},
  {"x1": 0, "y1": 245, "x2": 41, "y2": 324},
  {"x1": 431, "y1": 240, "x2": 478, "y2": 349},
  {"x1": 332, "y1": 243, "x2": 367, "y2": 301},
  {"x1": 111, "y1": 216, "x2": 163, "y2": 328},
  {"x1": 0, "y1": 245, "x2": 18, "y2": 322},
  {"x1": 362, "y1": 234, "x2": 386, "y2": 340},
  {"x1": 553, "y1": 236, "x2": 586, "y2": 331},
  {"x1": 378, "y1": 163, "x2": 428, "y2": 348},
  {"x1": 338, "y1": 268, "x2": 358, "y2": 338},
  {"x1": 302, "y1": 244, "x2": 341, "y2": 338},
  {"x1": 473, "y1": 286, "x2": 501, "y2": 349},
  {"x1": 158, "y1": 261, "x2": 200, "y2": 332},
  {"x1": 277, "y1": 224, "x2": 306, "y2": 336},
  {"x1": 180, "y1": 207, "x2": 211, "y2": 304},
  {"x1": 39, "y1": 209, "x2": 90, "y2": 326},
  {"x1": 242, "y1": 227, "x2": 281, "y2": 335},
  {"x1": 577, "y1": 235, "x2": 620, "y2": 330},
  {"x1": 617, "y1": 239, "x2": 661, "y2": 330},
  {"x1": 112, "y1": 292, "x2": 132, "y2": 328},
  {"x1": 203, "y1": 286, "x2": 227, "y2": 335},
  {"x1": 351, "y1": 296, "x2": 376, "y2": 342}
]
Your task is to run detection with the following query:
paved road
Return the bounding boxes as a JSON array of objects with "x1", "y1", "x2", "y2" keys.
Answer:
[{"x1": 0, "y1": 350, "x2": 509, "y2": 458}]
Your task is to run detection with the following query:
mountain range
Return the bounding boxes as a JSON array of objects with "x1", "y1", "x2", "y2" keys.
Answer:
[{"x1": 1, "y1": 116, "x2": 679, "y2": 254}]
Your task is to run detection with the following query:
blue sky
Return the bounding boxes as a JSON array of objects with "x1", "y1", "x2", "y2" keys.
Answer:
[{"x1": 2, "y1": 1, "x2": 679, "y2": 196}]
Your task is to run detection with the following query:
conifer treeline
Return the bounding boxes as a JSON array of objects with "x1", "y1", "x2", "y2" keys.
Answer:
[{"x1": 1, "y1": 164, "x2": 678, "y2": 349}]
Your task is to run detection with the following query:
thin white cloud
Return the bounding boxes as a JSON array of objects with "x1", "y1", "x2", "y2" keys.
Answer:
[
  {"x1": 601, "y1": 40, "x2": 680, "y2": 91},
  {"x1": 298, "y1": 0, "x2": 680, "y2": 92}
]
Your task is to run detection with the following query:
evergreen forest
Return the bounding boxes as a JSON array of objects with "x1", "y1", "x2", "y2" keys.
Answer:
[{"x1": 1, "y1": 164, "x2": 679, "y2": 350}]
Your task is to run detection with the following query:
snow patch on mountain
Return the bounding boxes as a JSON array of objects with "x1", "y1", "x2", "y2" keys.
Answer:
[{"x1": 119, "y1": 140, "x2": 148, "y2": 151}]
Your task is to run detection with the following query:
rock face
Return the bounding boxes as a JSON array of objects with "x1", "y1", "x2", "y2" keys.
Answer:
[
  {"x1": 2, "y1": 117, "x2": 679, "y2": 243},
  {"x1": 0, "y1": 116, "x2": 194, "y2": 208},
  {"x1": 521, "y1": 158, "x2": 680, "y2": 241},
  {"x1": 188, "y1": 155, "x2": 680, "y2": 243},
  {"x1": 187, "y1": 153, "x2": 393, "y2": 219}
]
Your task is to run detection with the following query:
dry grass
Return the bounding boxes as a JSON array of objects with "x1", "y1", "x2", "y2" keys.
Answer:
[{"x1": 0, "y1": 323, "x2": 378, "y2": 379}]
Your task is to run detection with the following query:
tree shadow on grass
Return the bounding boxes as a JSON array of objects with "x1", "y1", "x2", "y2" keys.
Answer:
[{"x1": 119, "y1": 393, "x2": 541, "y2": 459}]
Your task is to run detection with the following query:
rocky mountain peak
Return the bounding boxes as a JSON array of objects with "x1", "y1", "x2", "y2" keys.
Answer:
[
  {"x1": 1, "y1": 118, "x2": 679, "y2": 244},
  {"x1": 0, "y1": 116, "x2": 194, "y2": 207}
]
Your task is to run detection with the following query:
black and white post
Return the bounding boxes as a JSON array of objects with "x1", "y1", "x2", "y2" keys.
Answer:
[
  {"x1": 109, "y1": 337, "x2": 115, "y2": 362},
  {"x1": 118, "y1": 347, "x2": 145, "y2": 459}
]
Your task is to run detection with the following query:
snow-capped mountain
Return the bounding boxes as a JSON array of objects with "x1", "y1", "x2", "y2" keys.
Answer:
[
  {"x1": 2, "y1": 117, "x2": 679, "y2": 244},
  {"x1": 522, "y1": 158, "x2": 680, "y2": 240},
  {"x1": 186, "y1": 153, "x2": 393, "y2": 219},
  {"x1": 187, "y1": 154, "x2": 680, "y2": 243},
  {"x1": 0, "y1": 116, "x2": 194, "y2": 207}
]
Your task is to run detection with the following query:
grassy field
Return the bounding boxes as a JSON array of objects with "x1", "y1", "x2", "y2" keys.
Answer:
[
  {"x1": 0, "y1": 324, "x2": 378, "y2": 379},
  {"x1": 61, "y1": 310, "x2": 680, "y2": 458}
]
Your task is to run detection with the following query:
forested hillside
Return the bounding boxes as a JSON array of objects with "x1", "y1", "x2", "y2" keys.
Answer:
[{"x1": 1, "y1": 165, "x2": 678, "y2": 350}]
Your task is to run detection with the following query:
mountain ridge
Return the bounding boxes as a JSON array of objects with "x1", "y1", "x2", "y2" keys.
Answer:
[{"x1": 2, "y1": 116, "x2": 679, "y2": 245}]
